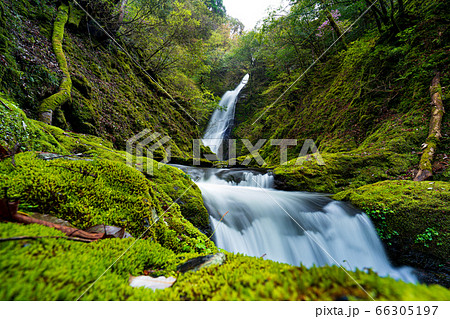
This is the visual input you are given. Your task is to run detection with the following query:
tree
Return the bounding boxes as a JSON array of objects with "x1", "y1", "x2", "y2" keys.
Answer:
[{"x1": 204, "y1": 0, "x2": 226, "y2": 16}]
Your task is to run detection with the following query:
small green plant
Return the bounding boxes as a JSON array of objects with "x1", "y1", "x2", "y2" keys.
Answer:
[
  {"x1": 194, "y1": 237, "x2": 212, "y2": 254},
  {"x1": 415, "y1": 228, "x2": 442, "y2": 248},
  {"x1": 365, "y1": 208, "x2": 399, "y2": 244}
]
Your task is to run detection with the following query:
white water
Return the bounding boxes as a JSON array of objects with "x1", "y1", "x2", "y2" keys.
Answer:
[
  {"x1": 186, "y1": 74, "x2": 417, "y2": 283},
  {"x1": 172, "y1": 165, "x2": 417, "y2": 283},
  {"x1": 202, "y1": 74, "x2": 249, "y2": 154}
]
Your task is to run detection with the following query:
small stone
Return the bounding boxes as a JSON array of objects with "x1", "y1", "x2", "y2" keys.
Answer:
[
  {"x1": 427, "y1": 187, "x2": 433, "y2": 190},
  {"x1": 129, "y1": 275, "x2": 176, "y2": 291},
  {"x1": 85, "y1": 225, "x2": 133, "y2": 238},
  {"x1": 177, "y1": 252, "x2": 226, "y2": 273}
]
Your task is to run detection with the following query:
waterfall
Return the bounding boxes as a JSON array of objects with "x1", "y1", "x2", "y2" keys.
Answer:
[
  {"x1": 185, "y1": 73, "x2": 417, "y2": 283},
  {"x1": 202, "y1": 74, "x2": 249, "y2": 154},
  {"x1": 172, "y1": 165, "x2": 417, "y2": 283}
]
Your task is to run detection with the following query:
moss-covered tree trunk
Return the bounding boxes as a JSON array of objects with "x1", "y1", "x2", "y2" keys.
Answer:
[
  {"x1": 39, "y1": 4, "x2": 71, "y2": 125},
  {"x1": 118, "y1": 0, "x2": 128, "y2": 25},
  {"x1": 414, "y1": 72, "x2": 445, "y2": 181}
]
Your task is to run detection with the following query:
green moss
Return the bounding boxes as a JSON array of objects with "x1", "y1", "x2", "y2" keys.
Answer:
[
  {"x1": 68, "y1": 2, "x2": 84, "y2": 28},
  {"x1": 160, "y1": 253, "x2": 449, "y2": 301},
  {"x1": 273, "y1": 148, "x2": 417, "y2": 193},
  {"x1": 333, "y1": 180, "x2": 450, "y2": 262},
  {"x1": 0, "y1": 149, "x2": 216, "y2": 254},
  {"x1": 0, "y1": 222, "x2": 178, "y2": 301},
  {"x1": 151, "y1": 164, "x2": 211, "y2": 234},
  {"x1": 0, "y1": 94, "x2": 68, "y2": 153},
  {"x1": 1, "y1": 152, "x2": 157, "y2": 235},
  {"x1": 38, "y1": 4, "x2": 72, "y2": 122},
  {"x1": 418, "y1": 137, "x2": 438, "y2": 172},
  {"x1": 1, "y1": 222, "x2": 449, "y2": 301}
]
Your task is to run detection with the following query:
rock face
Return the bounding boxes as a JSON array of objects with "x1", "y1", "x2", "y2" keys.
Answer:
[{"x1": 177, "y1": 253, "x2": 226, "y2": 273}]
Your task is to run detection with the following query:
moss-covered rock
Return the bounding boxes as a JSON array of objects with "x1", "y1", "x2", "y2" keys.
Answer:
[
  {"x1": 0, "y1": 93, "x2": 68, "y2": 154},
  {"x1": 273, "y1": 149, "x2": 416, "y2": 193},
  {"x1": 1, "y1": 151, "x2": 215, "y2": 254},
  {"x1": 1, "y1": 95, "x2": 212, "y2": 248},
  {"x1": 1, "y1": 222, "x2": 449, "y2": 301},
  {"x1": 333, "y1": 180, "x2": 450, "y2": 285},
  {"x1": 151, "y1": 164, "x2": 211, "y2": 235}
]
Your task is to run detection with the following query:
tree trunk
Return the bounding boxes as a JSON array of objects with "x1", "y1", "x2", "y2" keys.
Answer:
[
  {"x1": 39, "y1": 4, "x2": 71, "y2": 125},
  {"x1": 118, "y1": 0, "x2": 128, "y2": 25},
  {"x1": 414, "y1": 72, "x2": 445, "y2": 181},
  {"x1": 389, "y1": 0, "x2": 400, "y2": 33},
  {"x1": 320, "y1": 0, "x2": 347, "y2": 49},
  {"x1": 398, "y1": 0, "x2": 405, "y2": 16},
  {"x1": 377, "y1": 0, "x2": 389, "y2": 24},
  {"x1": 372, "y1": 8, "x2": 383, "y2": 32}
]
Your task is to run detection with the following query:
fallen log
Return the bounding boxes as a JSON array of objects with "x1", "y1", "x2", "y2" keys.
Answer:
[{"x1": 414, "y1": 72, "x2": 445, "y2": 181}]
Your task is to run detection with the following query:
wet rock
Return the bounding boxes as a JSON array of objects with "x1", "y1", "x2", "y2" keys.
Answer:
[
  {"x1": 37, "y1": 152, "x2": 93, "y2": 161},
  {"x1": 129, "y1": 275, "x2": 176, "y2": 291},
  {"x1": 85, "y1": 225, "x2": 133, "y2": 239},
  {"x1": 177, "y1": 252, "x2": 226, "y2": 273}
]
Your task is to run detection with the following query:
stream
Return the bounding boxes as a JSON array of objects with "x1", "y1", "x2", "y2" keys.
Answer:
[{"x1": 175, "y1": 74, "x2": 417, "y2": 283}]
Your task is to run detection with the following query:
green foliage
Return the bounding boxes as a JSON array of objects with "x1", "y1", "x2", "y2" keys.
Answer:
[
  {"x1": 365, "y1": 208, "x2": 399, "y2": 244},
  {"x1": 415, "y1": 228, "x2": 443, "y2": 248},
  {"x1": 204, "y1": 0, "x2": 226, "y2": 16}
]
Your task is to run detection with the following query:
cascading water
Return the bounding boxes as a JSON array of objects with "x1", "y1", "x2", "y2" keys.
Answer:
[
  {"x1": 202, "y1": 74, "x2": 249, "y2": 154},
  {"x1": 172, "y1": 165, "x2": 417, "y2": 283},
  {"x1": 181, "y1": 74, "x2": 417, "y2": 283}
]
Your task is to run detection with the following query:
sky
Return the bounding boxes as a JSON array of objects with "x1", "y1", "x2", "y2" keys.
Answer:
[{"x1": 223, "y1": 0, "x2": 290, "y2": 30}]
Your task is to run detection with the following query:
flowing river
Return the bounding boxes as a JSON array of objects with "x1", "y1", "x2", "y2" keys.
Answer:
[{"x1": 175, "y1": 74, "x2": 417, "y2": 283}]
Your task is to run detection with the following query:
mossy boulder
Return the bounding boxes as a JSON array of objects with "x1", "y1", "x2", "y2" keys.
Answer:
[
  {"x1": 273, "y1": 150, "x2": 416, "y2": 193},
  {"x1": 333, "y1": 180, "x2": 450, "y2": 286},
  {"x1": 1, "y1": 151, "x2": 215, "y2": 254},
  {"x1": 0, "y1": 94, "x2": 68, "y2": 154},
  {"x1": 1, "y1": 96, "x2": 213, "y2": 249},
  {"x1": 151, "y1": 164, "x2": 211, "y2": 235},
  {"x1": 1, "y1": 222, "x2": 449, "y2": 301}
]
